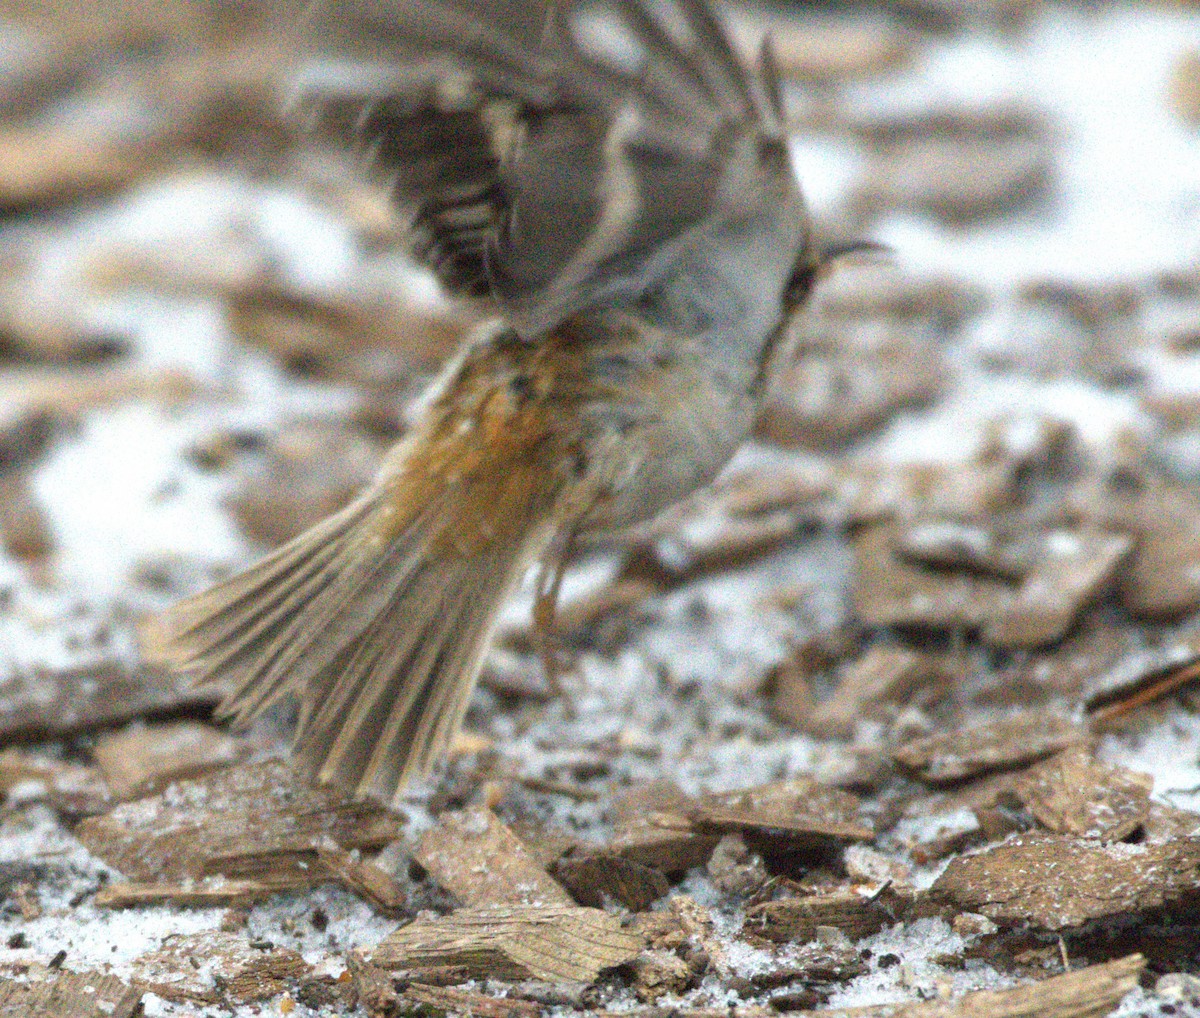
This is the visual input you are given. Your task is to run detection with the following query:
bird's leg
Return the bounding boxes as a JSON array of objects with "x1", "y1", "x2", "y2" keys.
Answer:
[{"x1": 533, "y1": 526, "x2": 576, "y2": 713}]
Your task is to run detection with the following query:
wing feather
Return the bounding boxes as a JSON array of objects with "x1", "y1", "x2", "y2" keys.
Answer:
[{"x1": 297, "y1": 0, "x2": 792, "y2": 333}]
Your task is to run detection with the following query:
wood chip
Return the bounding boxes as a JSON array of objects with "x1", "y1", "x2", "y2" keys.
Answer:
[
  {"x1": 0, "y1": 367, "x2": 194, "y2": 427},
  {"x1": 851, "y1": 525, "x2": 1013, "y2": 630},
  {"x1": 371, "y1": 904, "x2": 643, "y2": 983},
  {"x1": 1083, "y1": 638, "x2": 1200, "y2": 723},
  {"x1": 0, "y1": 404, "x2": 54, "y2": 473},
  {"x1": 607, "y1": 782, "x2": 721, "y2": 873},
  {"x1": 689, "y1": 778, "x2": 874, "y2": 847},
  {"x1": 92, "y1": 721, "x2": 245, "y2": 799},
  {"x1": 893, "y1": 712, "x2": 1088, "y2": 785},
  {"x1": 1074, "y1": 476, "x2": 1200, "y2": 618},
  {"x1": 227, "y1": 422, "x2": 382, "y2": 547},
  {"x1": 546, "y1": 575, "x2": 663, "y2": 655},
  {"x1": 130, "y1": 930, "x2": 310, "y2": 1004},
  {"x1": 815, "y1": 267, "x2": 989, "y2": 326},
  {"x1": 1012, "y1": 745, "x2": 1153, "y2": 842},
  {"x1": 414, "y1": 807, "x2": 573, "y2": 908},
  {"x1": 983, "y1": 530, "x2": 1131, "y2": 649},
  {"x1": 896, "y1": 520, "x2": 1032, "y2": 581},
  {"x1": 80, "y1": 233, "x2": 273, "y2": 300},
  {"x1": 314, "y1": 840, "x2": 407, "y2": 912},
  {"x1": 743, "y1": 888, "x2": 889, "y2": 944},
  {"x1": 785, "y1": 952, "x2": 1144, "y2": 1018},
  {"x1": 76, "y1": 760, "x2": 402, "y2": 884},
  {"x1": 226, "y1": 284, "x2": 468, "y2": 383},
  {"x1": 552, "y1": 851, "x2": 670, "y2": 912},
  {"x1": 759, "y1": 325, "x2": 945, "y2": 449},
  {"x1": 0, "y1": 968, "x2": 143, "y2": 1017},
  {"x1": 648, "y1": 508, "x2": 803, "y2": 579},
  {"x1": 0, "y1": 284, "x2": 130, "y2": 365},
  {"x1": 592, "y1": 1008, "x2": 772, "y2": 1018},
  {"x1": 933, "y1": 833, "x2": 1200, "y2": 930},
  {"x1": 714, "y1": 461, "x2": 834, "y2": 518},
  {"x1": 988, "y1": 621, "x2": 1132, "y2": 706},
  {"x1": 96, "y1": 876, "x2": 301, "y2": 909},
  {"x1": 794, "y1": 646, "x2": 948, "y2": 739},
  {"x1": 0, "y1": 748, "x2": 109, "y2": 814},
  {"x1": 0, "y1": 659, "x2": 218, "y2": 743},
  {"x1": 0, "y1": 121, "x2": 164, "y2": 211},
  {"x1": 839, "y1": 454, "x2": 1020, "y2": 527},
  {"x1": 0, "y1": 32, "x2": 90, "y2": 121},
  {"x1": 0, "y1": 44, "x2": 291, "y2": 211},
  {"x1": 403, "y1": 983, "x2": 542, "y2": 1017}
]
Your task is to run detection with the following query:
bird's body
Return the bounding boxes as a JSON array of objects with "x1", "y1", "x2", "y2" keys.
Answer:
[{"x1": 148, "y1": 0, "x2": 818, "y2": 804}]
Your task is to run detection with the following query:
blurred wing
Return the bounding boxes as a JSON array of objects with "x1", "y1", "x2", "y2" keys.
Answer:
[{"x1": 296, "y1": 0, "x2": 786, "y2": 334}]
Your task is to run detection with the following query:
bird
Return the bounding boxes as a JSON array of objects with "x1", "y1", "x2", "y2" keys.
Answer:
[{"x1": 145, "y1": 0, "x2": 824, "y2": 807}]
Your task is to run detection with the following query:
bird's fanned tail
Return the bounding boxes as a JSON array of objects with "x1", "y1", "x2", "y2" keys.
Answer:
[{"x1": 144, "y1": 335, "x2": 571, "y2": 804}]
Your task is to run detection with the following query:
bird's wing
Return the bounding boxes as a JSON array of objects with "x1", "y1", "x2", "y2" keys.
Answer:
[{"x1": 296, "y1": 0, "x2": 788, "y2": 335}]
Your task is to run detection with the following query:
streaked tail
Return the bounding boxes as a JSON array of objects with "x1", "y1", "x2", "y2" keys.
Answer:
[{"x1": 145, "y1": 336, "x2": 569, "y2": 804}]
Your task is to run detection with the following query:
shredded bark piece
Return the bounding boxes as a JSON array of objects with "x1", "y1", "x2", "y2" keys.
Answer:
[
  {"x1": 933, "y1": 833, "x2": 1200, "y2": 930},
  {"x1": 689, "y1": 778, "x2": 873, "y2": 846},
  {"x1": 414, "y1": 807, "x2": 573, "y2": 907},
  {"x1": 0, "y1": 969, "x2": 143, "y2": 1018},
  {"x1": 607, "y1": 781, "x2": 721, "y2": 873},
  {"x1": 1012, "y1": 745, "x2": 1153, "y2": 842},
  {"x1": 743, "y1": 888, "x2": 889, "y2": 943},
  {"x1": 371, "y1": 904, "x2": 643, "y2": 983},
  {"x1": 893, "y1": 712, "x2": 1088, "y2": 785},
  {"x1": 403, "y1": 983, "x2": 543, "y2": 1017},
  {"x1": 92, "y1": 720, "x2": 245, "y2": 800},
  {"x1": 130, "y1": 929, "x2": 310, "y2": 1004},
  {"x1": 852, "y1": 525, "x2": 1013, "y2": 630},
  {"x1": 553, "y1": 851, "x2": 670, "y2": 911},
  {"x1": 796, "y1": 646, "x2": 949, "y2": 738},
  {"x1": 75, "y1": 760, "x2": 402, "y2": 884},
  {"x1": 983, "y1": 530, "x2": 1131, "y2": 649}
]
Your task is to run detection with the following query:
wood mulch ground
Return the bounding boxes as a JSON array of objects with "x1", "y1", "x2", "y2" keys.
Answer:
[{"x1": 0, "y1": 1, "x2": 1198, "y2": 1015}]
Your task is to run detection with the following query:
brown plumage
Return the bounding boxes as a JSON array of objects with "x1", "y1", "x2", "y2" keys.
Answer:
[{"x1": 147, "y1": 0, "x2": 817, "y2": 805}]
